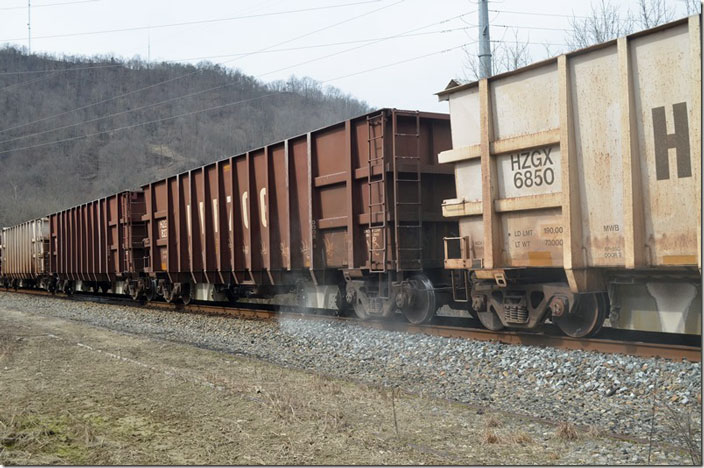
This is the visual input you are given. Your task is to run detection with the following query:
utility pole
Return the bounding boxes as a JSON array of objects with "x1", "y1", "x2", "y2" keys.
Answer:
[
  {"x1": 478, "y1": 0, "x2": 491, "y2": 79},
  {"x1": 27, "y1": 0, "x2": 31, "y2": 54}
]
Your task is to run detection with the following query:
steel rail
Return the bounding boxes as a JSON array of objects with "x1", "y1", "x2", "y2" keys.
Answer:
[{"x1": 3, "y1": 288, "x2": 700, "y2": 362}]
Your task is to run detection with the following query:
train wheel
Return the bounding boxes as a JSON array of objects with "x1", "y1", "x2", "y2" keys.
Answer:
[
  {"x1": 477, "y1": 305, "x2": 505, "y2": 331},
  {"x1": 145, "y1": 283, "x2": 156, "y2": 302},
  {"x1": 554, "y1": 293, "x2": 607, "y2": 338},
  {"x1": 181, "y1": 283, "x2": 193, "y2": 305},
  {"x1": 129, "y1": 283, "x2": 142, "y2": 301},
  {"x1": 353, "y1": 298, "x2": 370, "y2": 320},
  {"x1": 401, "y1": 275, "x2": 436, "y2": 325},
  {"x1": 163, "y1": 284, "x2": 175, "y2": 303}
]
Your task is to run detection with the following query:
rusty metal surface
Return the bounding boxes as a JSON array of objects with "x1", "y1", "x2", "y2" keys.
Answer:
[
  {"x1": 49, "y1": 192, "x2": 146, "y2": 281},
  {"x1": 142, "y1": 109, "x2": 455, "y2": 286},
  {"x1": 0, "y1": 219, "x2": 49, "y2": 279}
]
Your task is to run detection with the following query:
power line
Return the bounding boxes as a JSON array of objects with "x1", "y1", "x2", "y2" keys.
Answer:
[
  {"x1": 0, "y1": 0, "x2": 100, "y2": 11},
  {"x1": 488, "y1": 8, "x2": 589, "y2": 19},
  {"x1": 0, "y1": 0, "x2": 387, "y2": 42},
  {"x1": 491, "y1": 39, "x2": 568, "y2": 47},
  {"x1": 257, "y1": 13, "x2": 475, "y2": 79},
  {"x1": 0, "y1": 93, "x2": 282, "y2": 156},
  {"x1": 0, "y1": 68, "x2": 63, "y2": 93},
  {"x1": 0, "y1": 42, "x2": 472, "y2": 156},
  {"x1": 0, "y1": 12, "x2": 472, "y2": 146},
  {"x1": 0, "y1": 62, "x2": 124, "y2": 76},
  {"x1": 174, "y1": 26, "x2": 473, "y2": 63},
  {"x1": 0, "y1": 0, "x2": 405, "y2": 135},
  {"x1": 322, "y1": 41, "x2": 472, "y2": 83},
  {"x1": 494, "y1": 23, "x2": 571, "y2": 32},
  {"x1": 0, "y1": 25, "x2": 472, "y2": 77}
]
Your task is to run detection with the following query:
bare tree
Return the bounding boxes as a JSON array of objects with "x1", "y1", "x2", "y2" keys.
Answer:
[
  {"x1": 567, "y1": 0, "x2": 633, "y2": 49},
  {"x1": 681, "y1": 0, "x2": 702, "y2": 15},
  {"x1": 496, "y1": 30, "x2": 533, "y2": 74},
  {"x1": 635, "y1": 0, "x2": 674, "y2": 29},
  {"x1": 568, "y1": 0, "x2": 695, "y2": 50},
  {"x1": 462, "y1": 30, "x2": 532, "y2": 82}
]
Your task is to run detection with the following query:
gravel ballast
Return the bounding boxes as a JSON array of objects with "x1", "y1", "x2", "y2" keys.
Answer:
[{"x1": 1, "y1": 291, "x2": 701, "y2": 461}]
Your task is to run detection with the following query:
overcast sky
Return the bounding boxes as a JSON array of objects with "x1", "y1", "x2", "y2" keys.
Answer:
[{"x1": 0, "y1": 0, "x2": 697, "y2": 113}]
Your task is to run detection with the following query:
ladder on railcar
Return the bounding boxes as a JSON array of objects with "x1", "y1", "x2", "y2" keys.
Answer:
[
  {"x1": 366, "y1": 111, "x2": 390, "y2": 313},
  {"x1": 391, "y1": 110, "x2": 422, "y2": 272},
  {"x1": 367, "y1": 112, "x2": 387, "y2": 274}
]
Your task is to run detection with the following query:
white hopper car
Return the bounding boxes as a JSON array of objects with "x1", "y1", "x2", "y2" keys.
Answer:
[{"x1": 438, "y1": 15, "x2": 701, "y2": 337}]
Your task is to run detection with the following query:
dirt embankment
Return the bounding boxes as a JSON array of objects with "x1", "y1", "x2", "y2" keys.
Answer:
[{"x1": 0, "y1": 304, "x2": 697, "y2": 465}]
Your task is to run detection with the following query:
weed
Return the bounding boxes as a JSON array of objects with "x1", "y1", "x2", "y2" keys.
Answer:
[
  {"x1": 556, "y1": 422, "x2": 578, "y2": 441},
  {"x1": 0, "y1": 336, "x2": 14, "y2": 362},
  {"x1": 512, "y1": 431, "x2": 533, "y2": 445},
  {"x1": 586, "y1": 425, "x2": 602, "y2": 438},
  {"x1": 659, "y1": 402, "x2": 702, "y2": 465},
  {"x1": 482, "y1": 429, "x2": 499, "y2": 444},
  {"x1": 484, "y1": 415, "x2": 502, "y2": 428}
]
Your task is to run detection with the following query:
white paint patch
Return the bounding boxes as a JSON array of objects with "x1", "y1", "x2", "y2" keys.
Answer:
[
  {"x1": 259, "y1": 187, "x2": 267, "y2": 228},
  {"x1": 212, "y1": 199, "x2": 219, "y2": 234},
  {"x1": 186, "y1": 204, "x2": 192, "y2": 238},
  {"x1": 198, "y1": 201, "x2": 205, "y2": 236},
  {"x1": 226, "y1": 195, "x2": 233, "y2": 233},
  {"x1": 646, "y1": 282, "x2": 698, "y2": 334},
  {"x1": 241, "y1": 192, "x2": 249, "y2": 230}
]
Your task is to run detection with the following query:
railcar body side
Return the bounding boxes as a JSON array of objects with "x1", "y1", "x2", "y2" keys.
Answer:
[
  {"x1": 0, "y1": 218, "x2": 49, "y2": 288},
  {"x1": 45, "y1": 191, "x2": 147, "y2": 295},
  {"x1": 140, "y1": 108, "x2": 456, "y2": 321},
  {"x1": 438, "y1": 15, "x2": 702, "y2": 336}
]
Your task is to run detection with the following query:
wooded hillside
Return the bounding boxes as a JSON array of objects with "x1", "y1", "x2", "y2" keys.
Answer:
[{"x1": 0, "y1": 47, "x2": 370, "y2": 227}]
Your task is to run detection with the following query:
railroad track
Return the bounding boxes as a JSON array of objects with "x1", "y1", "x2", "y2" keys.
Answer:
[{"x1": 3, "y1": 288, "x2": 701, "y2": 362}]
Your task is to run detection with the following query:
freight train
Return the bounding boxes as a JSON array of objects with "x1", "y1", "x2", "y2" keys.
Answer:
[
  {"x1": 1, "y1": 109, "x2": 458, "y2": 326},
  {"x1": 1, "y1": 15, "x2": 701, "y2": 338}
]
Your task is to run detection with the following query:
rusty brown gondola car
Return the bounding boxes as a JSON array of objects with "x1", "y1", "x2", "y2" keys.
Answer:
[
  {"x1": 46, "y1": 191, "x2": 147, "y2": 296},
  {"x1": 136, "y1": 109, "x2": 456, "y2": 323},
  {"x1": 0, "y1": 219, "x2": 50, "y2": 289}
]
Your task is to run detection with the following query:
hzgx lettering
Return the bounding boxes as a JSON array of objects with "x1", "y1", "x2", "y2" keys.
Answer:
[{"x1": 510, "y1": 147, "x2": 555, "y2": 190}]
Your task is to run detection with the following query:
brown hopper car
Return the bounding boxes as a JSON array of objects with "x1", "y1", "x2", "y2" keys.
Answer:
[
  {"x1": 46, "y1": 191, "x2": 147, "y2": 295},
  {"x1": 133, "y1": 108, "x2": 456, "y2": 323},
  {"x1": 0, "y1": 219, "x2": 49, "y2": 288}
]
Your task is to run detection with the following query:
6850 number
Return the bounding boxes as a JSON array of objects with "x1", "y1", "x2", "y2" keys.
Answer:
[
  {"x1": 513, "y1": 167, "x2": 555, "y2": 189},
  {"x1": 510, "y1": 147, "x2": 556, "y2": 190}
]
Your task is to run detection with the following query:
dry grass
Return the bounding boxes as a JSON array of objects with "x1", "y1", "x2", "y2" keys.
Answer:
[
  {"x1": 659, "y1": 402, "x2": 702, "y2": 465},
  {"x1": 1, "y1": 304, "x2": 697, "y2": 465},
  {"x1": 257, "y1": 376, "x2": 351, "y2": 436},
  {"x1": 484, "y1": 415, "x2": 502, "y2": 428},
  {"x1": 556, "y1": 422, "x2": 578, "y2": 441},
  {"x1": 586, "y1": 425, "x2": 603, "y2": 438},
  {"x1": 482, "y1": 429, "x2": 499, "y2": 444},
  {"x1": 313, "y1": 376, "x2": 342, "y2": 396},
  {"x1": 0, "y1": 409, "x2": 111, "y2": 465},
  {"x1": 0, "y1": 336, "x2": 13, "y2": 363},
  {"x1": 511, "y1": 431, "x2": 534, "y2": 445}
]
